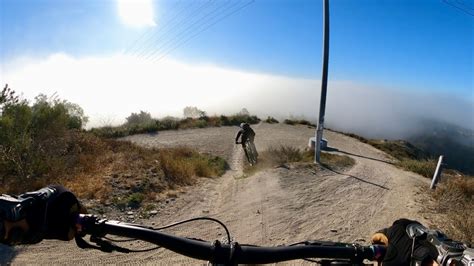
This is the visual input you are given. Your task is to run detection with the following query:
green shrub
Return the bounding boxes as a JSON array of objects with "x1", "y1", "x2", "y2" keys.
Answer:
[
  {"x1": 90, "y1": 112, "x2": 261, "y2": 138},
  {"x1": 195, "y1": 119, "x2": 208, "y2": 128},
  {"x1": 265, "y1": 116, "x2": 279, "y2": 124},
  {"x1": 221, "y1": 114, "x2": 260, "y2": 126},
  {"x1": 0, "y1": 88, "x2": 88, "y2": 184},
  {"x1": 125, "y1": 111, "x2": 153, "y2": 127},
  {"x1": 283, "y1": 119, "x2": 315, "y2": 127},
  {"x1": 158, "y1": 116, "x2": 180, "y2": 130},
  {"x1": 127, "y1": 192, "x2": 145, "y2": 209},
  {"x1": 1, "y1": 84, "x2": 19, "y2": 111}
]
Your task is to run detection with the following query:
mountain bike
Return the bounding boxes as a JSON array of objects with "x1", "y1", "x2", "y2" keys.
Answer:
[
  {"x1": 74, "y1": 214, "x2": 473, "y2": 265},
  {"x1": 244, "y1": 139, "x2": 258, "y2": 165},
  {"x1": 237, "y1": 139, "x2": 258, "y2": 165}
]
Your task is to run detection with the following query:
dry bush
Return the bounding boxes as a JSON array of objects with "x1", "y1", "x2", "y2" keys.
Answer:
[
  {"x1": 61, "y1": 172, "x2": 111, "y2": 201},
  {"x1": 283, "y1": 119, "x2": 315, "y2": 127},
  {"x1": 432, "y1": 176, "x2": 474, "y2": 243},
  {"x1": 159, "y1": 147, "x2": 227, "y2": 185},
  {"x1": 159, "y1": 149, "x2": 195, "y2": 185},
  {"x1": 265, "y1": 116, "x2": 279, "y2": 124},
  {"x1": 243, "y1": 146, "x2": 354, "y2": 176},
  {"x1": 266, "y1": 145, "x2": 354, "y2": 170},
  {"x1": 267, "y1": 146, "x2": 306, "y2": 165}
]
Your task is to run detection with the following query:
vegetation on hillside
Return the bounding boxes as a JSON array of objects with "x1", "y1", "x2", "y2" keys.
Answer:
[
  {"x1": 0, "y1": 87, "x2": 227, "y2": 210},
  {"x1": 329, "y1": 129, "x2": 437, "y2": 178},
  {"x1": 265, "y1": 116, "x2": 279, "y2": 124},
  {"x1": 410, "y1": 133, "x2": 474, "y2": 175},
  {"x1": 329, "y1": 128, "x2": 472, "y2": 242},
  {"x1": 90, "y1": 107, "x2": 260, "y2": 138},
  {"x1": 283, "y1": 118, "x2": 315, "y2": 127},
  {"x1": 1, "y1": 85, "x2": 89, "y2": 185},
  {"x1": 432, "y1": 174, "x2": 473, "y2": 243}
]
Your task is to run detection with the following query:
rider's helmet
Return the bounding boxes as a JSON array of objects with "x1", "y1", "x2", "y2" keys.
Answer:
[{"x1": 240, "y1": 123, "x2": 250, "y2": 129}]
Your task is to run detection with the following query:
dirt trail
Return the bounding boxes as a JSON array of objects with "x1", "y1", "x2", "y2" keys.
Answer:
[{"x1": 3, "y1": 124, "x2": 437, "y2": 265}]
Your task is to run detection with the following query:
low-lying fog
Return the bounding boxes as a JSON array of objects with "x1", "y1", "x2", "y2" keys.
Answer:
[{"x1": 2, "y1": 54, "x2": 473, "y2": 141}]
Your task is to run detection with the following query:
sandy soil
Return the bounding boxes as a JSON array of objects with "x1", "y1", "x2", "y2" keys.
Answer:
[{"x1": 2, "y1": 123, "x2": 439, "y2": 265}]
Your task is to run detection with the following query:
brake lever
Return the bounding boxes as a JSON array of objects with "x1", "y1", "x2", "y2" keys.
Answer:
[
  {"x1": 75, "y1": 235, "x2": 130, "y2": 253},
  {"x1": 90, "y1": 236, "x2": 130, "y2": 253}
]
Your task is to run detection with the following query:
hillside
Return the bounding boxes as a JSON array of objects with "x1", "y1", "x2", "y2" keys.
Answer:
[{"x1": 407, "y1": 120, "x2": 474, "y2": 175}]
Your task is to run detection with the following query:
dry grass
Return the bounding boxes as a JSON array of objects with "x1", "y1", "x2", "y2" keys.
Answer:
[
  {"x1": 320, "y1": 152, "x2": 356, "y2": 170},
  {"x1": 267, "y1": 146, "x2": 310, "y2": 164},
  {"x1": 431, "y1": 175, "x2": 474, "y2": 243},
  {"x1": 61, "y1": 172, "x2": 111, "y2": 201},
  {"x1": 0, "y1": 131, "x2": 108, "y2": 194},
  {"x1": 1, "y1": 133, "x2": 227, "y2": 210},
  {"x1": 396, "y1": 158, "x2": 437, "y2": 178},
  {"x1": 159, "y1": 147, "x2": 227, "y2": 184},
  {"x1": 243, "y1": 146, "x2": 354, "y2": 176}
]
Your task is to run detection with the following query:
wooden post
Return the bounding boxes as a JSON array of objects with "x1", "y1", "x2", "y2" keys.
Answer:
[{"x1": 430, "y1": 155, "x2": 444, "y2": 189}]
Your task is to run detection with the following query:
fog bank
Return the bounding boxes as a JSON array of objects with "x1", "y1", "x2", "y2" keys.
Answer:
[{"x1": 2, "y1": 53, "x2": 473, "y2": 140}]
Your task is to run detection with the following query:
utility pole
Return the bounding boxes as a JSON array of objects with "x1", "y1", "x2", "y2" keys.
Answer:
[{"x1": 315, "y1": 0, "x2": 330, "y2": 163}]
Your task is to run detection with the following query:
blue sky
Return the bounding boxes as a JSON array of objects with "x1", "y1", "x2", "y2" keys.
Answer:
[
  {"x1": 0, "y1": 0, "x2": 473, "y2": 132},
  {"x1": 1, "y1": 0, "x2": 472, "y2": 97}
]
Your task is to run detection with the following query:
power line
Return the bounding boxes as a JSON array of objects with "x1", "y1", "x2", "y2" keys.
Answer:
[
  {"x1": 142, "y1": 0, "x2": 230, "y2": 61},
  {"x1": 150, "y1": 0, "x2": 254, "y2": 63},
  {"x1": 127, "y1": 0, "x2": 202, "y2": 57},
  {"x1": 123, "y1": 28, "x2": 154, "y2": 55},
  {"x1": 442, "y1": 0, "x2": 474, "y2": 16},
  {"x1": 133, "y1": 0, "x2": 214, "y2": 58},
  {"x1": 123, "y1": 1, "x2": 188, "y2": 55},
  {"x1": 454, "y1": 0, "x2": 474, "y2": 11}
]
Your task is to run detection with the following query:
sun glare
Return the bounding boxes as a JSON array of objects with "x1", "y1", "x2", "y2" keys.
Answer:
[{"x1": 117, "y1": 0, "x2": 156, "y2": 28}]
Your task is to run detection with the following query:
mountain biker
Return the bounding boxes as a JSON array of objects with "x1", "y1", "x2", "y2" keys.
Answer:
[
  {"x1": 235, "y1": 122, "x2": 257, "y2": 163},
  {"x1": 0, "y1": 187, "x2": 450, "y2": 266}
]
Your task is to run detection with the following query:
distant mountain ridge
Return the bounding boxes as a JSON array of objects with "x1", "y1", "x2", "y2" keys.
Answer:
[
  {"x1": 330, "y1": 119, "x2": 474, "y2": 175},
  {"x1": 407, "y1": 119, "x2": 474, "y2": 175}
]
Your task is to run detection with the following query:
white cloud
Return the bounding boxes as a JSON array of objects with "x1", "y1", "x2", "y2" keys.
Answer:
[
  {"x1": 1, "y1": 53, "x2": 472, "y2": 139},
  {"x1": 117, "y1": 0, "x2": 156, "y2": 28}
]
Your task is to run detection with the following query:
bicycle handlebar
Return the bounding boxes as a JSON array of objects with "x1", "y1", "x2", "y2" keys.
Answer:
[{"x1": 76, "y1": 214, "x2": 385, "y2": 264}]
